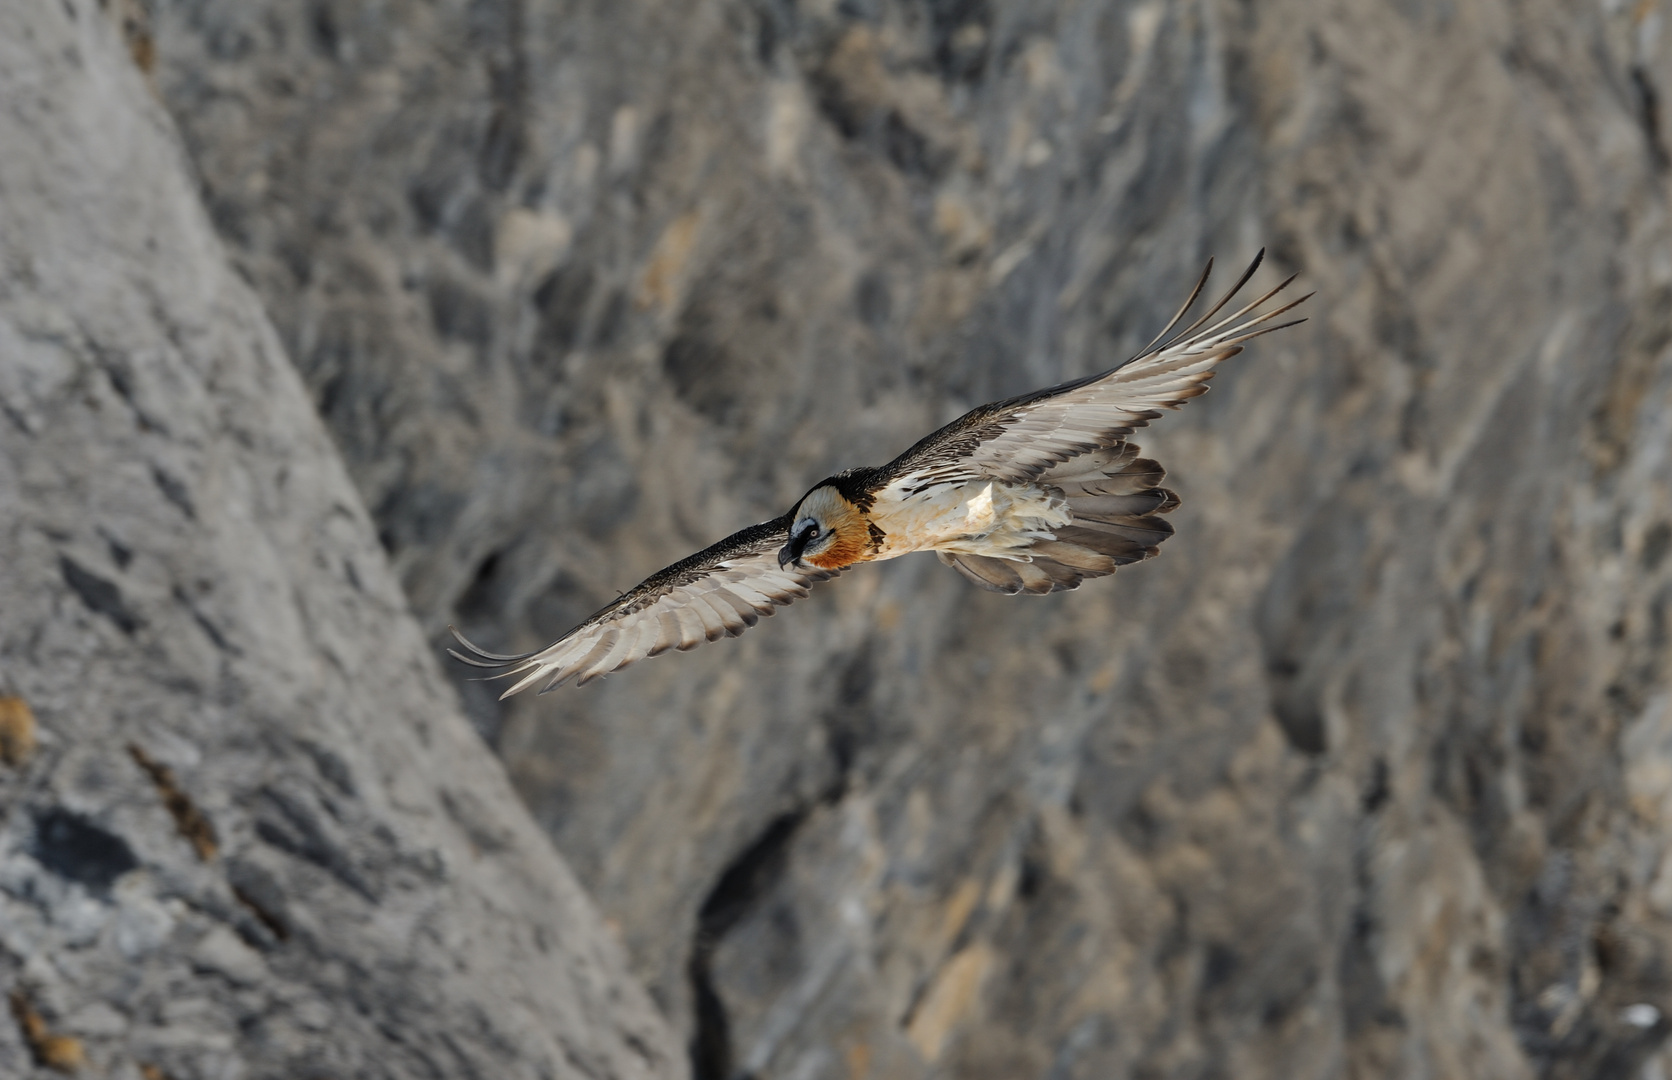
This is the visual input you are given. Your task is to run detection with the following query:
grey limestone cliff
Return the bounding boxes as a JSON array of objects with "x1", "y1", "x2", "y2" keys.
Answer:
[
  {"x1": 0, "y1": 3, "x2": 682, "y2": 1078},
  {"x1": 10, "y1": 0, "x2": 1672, "y2": 1077}
]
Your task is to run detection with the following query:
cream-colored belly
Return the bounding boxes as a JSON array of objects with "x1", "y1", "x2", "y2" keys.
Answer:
[{"x1": 870, "y1": 479, "x2": 1070, "y2": 561}]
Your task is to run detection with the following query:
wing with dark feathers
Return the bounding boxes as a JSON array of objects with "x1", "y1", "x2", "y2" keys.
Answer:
[
  {"x1": 881, "y1": 250, "x2": 1309, "y2": 490},
  {"x1": 448, "y1": 519, "x2": 839, "y2": 696}
]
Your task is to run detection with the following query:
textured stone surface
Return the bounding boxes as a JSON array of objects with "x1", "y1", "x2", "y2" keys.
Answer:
[
  {"x1": 133, "y1": 0, "x2": 1672, "y2": 1076},
  {"x1": 0, "y1": 4, "x2": 681, "y2": 1078}
]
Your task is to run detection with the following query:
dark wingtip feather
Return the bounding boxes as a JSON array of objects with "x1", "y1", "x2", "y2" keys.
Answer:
[
  {"x1": 1230, "y1": 316, "x2": 1309, "y2": 347},
  {"x1": 537, "y1": 672, "x2": 576, "y2": 694},
  {"x1": 1150, "y1": 249, "x2": 1269, "y2": 355},
  {"x1": 1137, "y1": 256, "x2": 1216, "y2": 356},
  {"x1": 447, "y1": 647, "x2": 515, "y2": 670},
  {"x1": 447, "y1": 623, "x2": 539, "y2": 666}
]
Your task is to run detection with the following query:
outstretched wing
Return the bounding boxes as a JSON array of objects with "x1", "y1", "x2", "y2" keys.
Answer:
[
  {"x1": 449, "y1": 519, "x2": 838, "y2": 697},
  {"x1": 880, "y1": 250, "x2": 1309, "y2": 492}
]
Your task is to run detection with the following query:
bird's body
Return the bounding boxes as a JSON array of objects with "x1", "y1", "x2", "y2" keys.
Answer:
[
  {"x1": 450, "y1": 252, "x2": 1308, "y2": 696},
  {"x1": 802, "y1": 475, "x2": 1071, "y2": 568},
  {"x1": 873, "y1": 479, "x2": 1071, "y2": 562}
]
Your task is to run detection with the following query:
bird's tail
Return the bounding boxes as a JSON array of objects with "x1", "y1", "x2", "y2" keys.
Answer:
[{"x1": 937, "y1": 444, "x2": 1178, "y2": 594}]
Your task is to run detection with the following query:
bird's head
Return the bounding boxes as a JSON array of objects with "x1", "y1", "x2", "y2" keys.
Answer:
[{"x1": 779, "y1": 484, "x2": 871, "y2": 570}]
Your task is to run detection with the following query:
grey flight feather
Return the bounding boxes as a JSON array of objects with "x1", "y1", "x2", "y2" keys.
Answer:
[
  {"x1": 448, "y1": 518, "x2": 841, "y2": 696},
  {"x1": 877, "y1": 248, "x2": 1309, "y2": 492}
]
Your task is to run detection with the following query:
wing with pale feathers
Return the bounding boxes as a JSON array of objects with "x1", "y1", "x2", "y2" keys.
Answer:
[
  {"x1": 881, "y1": 250, "x2": 1308, "y2": 492},
  {"x1": 449, "y1": 519, "x2": 838, "y2": 696}
]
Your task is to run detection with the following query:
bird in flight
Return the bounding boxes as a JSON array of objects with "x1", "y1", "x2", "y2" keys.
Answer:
[{"x1": 451, "y1": 251, "x2": 1307, "y2": 696}]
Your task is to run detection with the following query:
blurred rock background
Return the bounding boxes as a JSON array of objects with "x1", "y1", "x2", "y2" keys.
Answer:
[{"x1": 4, "y1": 0, "x2": 1672, "y2": 1076}]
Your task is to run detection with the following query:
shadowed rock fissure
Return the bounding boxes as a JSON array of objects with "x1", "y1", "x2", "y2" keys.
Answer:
[
  {"x1": 1631, "y1": 66, "x2": 1669, "y2": 170},
  {"x1": 689, "y1": 745, "x2": 854, "y2": 1080},
  {"x1": 689, "y1": 811, "x2": 808, "y2": 1080}
]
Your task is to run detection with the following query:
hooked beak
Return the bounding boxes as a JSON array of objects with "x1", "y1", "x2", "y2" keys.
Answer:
[{"x1": 778, "y1": 529, "x2": 811, "y2": 570}]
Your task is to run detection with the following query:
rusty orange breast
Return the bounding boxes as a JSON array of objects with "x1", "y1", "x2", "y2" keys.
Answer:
[
  {"x1": 797, "y1": 488, "x2": 876, "y2": 570},
  {"x1": 807, "y1": 524, "x2": 874, "y2": 570}
]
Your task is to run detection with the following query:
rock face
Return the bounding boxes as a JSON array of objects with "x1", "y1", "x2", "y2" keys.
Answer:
[
  {"x1": 80, "y1": 0, "x2": 1672, "y2": 1075},
  {"x1": 0, "y1": 4, "x2": 682, "y2": 1078}
]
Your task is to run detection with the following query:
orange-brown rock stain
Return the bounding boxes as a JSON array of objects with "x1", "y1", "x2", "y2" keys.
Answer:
[
  {"x1": 10, "y1": 990, "x2": 84, "y2": 1073},
  {"x1": 0, "y1": 695, "x2": 38, "y2": 767}
]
